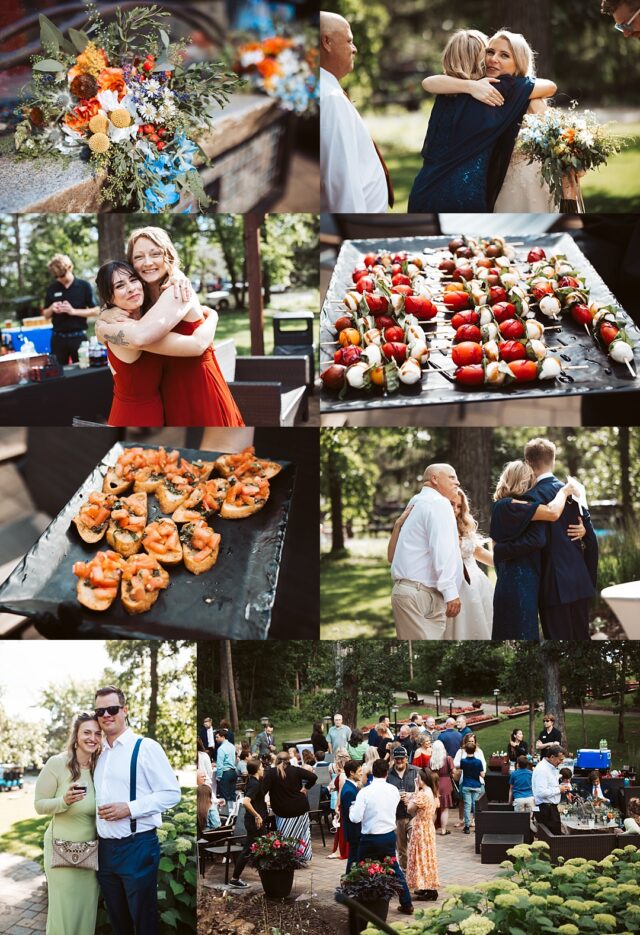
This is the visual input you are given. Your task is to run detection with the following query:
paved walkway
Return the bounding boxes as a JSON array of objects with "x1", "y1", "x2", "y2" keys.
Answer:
[
  {"x1": 202, "y1": 820, "x2": 501, "y2": 931},
  {"x1": 0, "y1": 852, "x2": 47, "y2": 934}
]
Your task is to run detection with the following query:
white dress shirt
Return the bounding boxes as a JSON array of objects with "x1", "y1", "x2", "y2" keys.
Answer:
[
  {"x1": 206, "y1": 726, "x2": 215, "y2": 748},
  {"x1": 198, "y1": 751, "x2": 213, "y2": 785},
  {"x1": 320, "y1": 68, "x2": 388, "y2": 213},
  {"x1": 349, "y1": 777, "x2": 399, "y2": 834},
  {"x1": 391, "y1": 486, "x2": 464, "y2": 603},
  {"x1": 94, "y1": 728, "x2": 181, "y2": 839},
  {"x1": 531, "y1": 757, "x2": 561, "y2": 806}
]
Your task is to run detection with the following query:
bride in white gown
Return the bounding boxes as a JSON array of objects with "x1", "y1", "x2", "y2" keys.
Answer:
[
  {"x1": 420, "y1": 29, "x2": 557, "y2": 212},
  {"x1": 444, "y1": 490, "x2": 494, "y2": 640}
]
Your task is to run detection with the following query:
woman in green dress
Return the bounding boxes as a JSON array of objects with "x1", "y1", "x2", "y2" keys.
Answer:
[{"x1": 34, "y1": 713, "x2": 102, "y2": 935}]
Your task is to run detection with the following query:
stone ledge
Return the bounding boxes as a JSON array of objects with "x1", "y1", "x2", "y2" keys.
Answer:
[{"x1": 0, "y1": 94, "x2": 282, "y2": 213}]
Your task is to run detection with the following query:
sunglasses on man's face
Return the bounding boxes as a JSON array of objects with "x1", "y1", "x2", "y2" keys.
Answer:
[
  {"x1": 614, "y1": 7, "x2": 640, "y2": 31},
  {"x1": 95, "y1": 705, "x2": 124, "y2": 717}
]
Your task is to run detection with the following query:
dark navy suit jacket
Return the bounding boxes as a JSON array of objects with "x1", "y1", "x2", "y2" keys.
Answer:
[
  {"x1": 340, "y1": 779, "x2": 361, "y2": 847},
  {"x1": 493, "y1": 475, "x2": 598, "y2": 606}
]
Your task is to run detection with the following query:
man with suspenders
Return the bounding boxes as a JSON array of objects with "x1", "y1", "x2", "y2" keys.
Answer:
[{"x1": 93, "y1": 685, "x2": 181, "y2": 934}]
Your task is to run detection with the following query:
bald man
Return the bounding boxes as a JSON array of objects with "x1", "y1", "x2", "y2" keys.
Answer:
[
  {"x1": 601, "y1": 0, "x2": 640, "y2": 38},
  {"x1": 389, "y1": 464, "x2": 464, "y2": 640},
  {"x1": 320, "y1": 11, "x2": 390, "y2": 212}
]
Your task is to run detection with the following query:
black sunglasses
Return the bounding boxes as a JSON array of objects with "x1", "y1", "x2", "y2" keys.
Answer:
[{"x1": 95, "y1": 705, "x2": 124, "y2": 717}]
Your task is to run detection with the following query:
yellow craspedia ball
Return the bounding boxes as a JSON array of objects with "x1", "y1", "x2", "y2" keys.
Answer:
[
  {"x1": 110, "y1": 108, "x2": 131, "y2": 128},
  {"x1": 88, "y1": 132, "x2": 110, "y2": 153},
  {"x1": 88, "y1": 114, "x2": 108, "y2": 135}
]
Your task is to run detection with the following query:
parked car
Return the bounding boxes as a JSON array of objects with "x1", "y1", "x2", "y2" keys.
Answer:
[{"x1": 204, "y1": 290, "x2": 231, "y2": 311}]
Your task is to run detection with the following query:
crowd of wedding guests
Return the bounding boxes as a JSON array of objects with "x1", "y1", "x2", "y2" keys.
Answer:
[{"x1": 196, "y1": 710, "x2": 640, "y2": 911}]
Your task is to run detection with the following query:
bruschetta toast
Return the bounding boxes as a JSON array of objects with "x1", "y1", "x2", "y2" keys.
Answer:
[
  {"x1": 103, "y1": 467, "x2": 134, "y2": 496},
  {"x1": 133, "y1": 466, "x2": 166, "y2": 494},
  {"x1": 180, "y1": 520, "x2": 221, "y2": 575},
  {"x1": 214, "y1": 446, "x2": 281, "y2": 481},
  {"x1": 121, "y1": 553, "x2": 170, "y2": 614},
  {"x1": 172, "y1": 478, "x2": 229, "y2": 523},
  {"x1": 156, "y1": 472, "x2": 194, "y2": 514},
  {"x1": 72, "y1": 491, "x2": 115, "y2": 543},
  {"x1": 73, "y1": 550, "x2": 124, "y2": 611},
  {"x1": 181, "y1": 457, "x2": 214, "y2": 483},
  {"x1": 106, "y1": 492, "x2": 148, "y2": 557},
  {"x1": 142, "y1": 518, "x2": 182, "y2": 565},
  {"x1": 220, "y1": 477, "x2": 270, "y2": 520}
]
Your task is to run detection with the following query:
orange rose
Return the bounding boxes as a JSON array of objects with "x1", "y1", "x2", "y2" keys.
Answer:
[
  {"x1": 64, "y1": 98, "x2": 101, "y2": 131},
  {"x1": 262, "y1": 37, "x2": 293, "y2": 56},
  {"x1": 238, "y1": 42, "x2": 262, "y2": 54},
  {"x1": 97, "y1": 67, "x2": 127, "y2": 98},
  {"x1": 562, "y1": 128, "x2": 577, "y2": 145},
  {"x1": 256, "y1": 58, "x2": 281, "y2": 79}
]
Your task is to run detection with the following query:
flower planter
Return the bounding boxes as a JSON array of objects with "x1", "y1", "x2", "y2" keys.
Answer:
[
  {"x1": 258, "y1": 867, "x2": 295, "y2": 898},
  {"x1": 349, "y1": 896, "x2": 390, "y2": 933}
]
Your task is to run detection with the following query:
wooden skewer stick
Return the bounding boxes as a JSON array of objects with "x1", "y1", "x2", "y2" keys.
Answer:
[
  {"x1": 564, "y1": 365, "x2": 589, "y2": 371},
  {"x1": 625, "y1": 359, "x2": 637, "y2": 378},
  {"x1": 585, "y1": 324, "x2": 591, "y2": 336}
]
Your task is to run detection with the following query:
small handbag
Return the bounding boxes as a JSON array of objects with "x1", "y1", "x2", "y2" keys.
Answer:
[{"x1": 50, "y1": 789, "x2": 99, "y2": 870}]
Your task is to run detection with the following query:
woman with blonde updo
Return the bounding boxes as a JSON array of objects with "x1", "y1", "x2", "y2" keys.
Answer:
[
  {"x1": 409, "y1": 29, "x2": 556, "y2": 212},
  {"x1": 96, "y1": 227, "x2": 243, "y2": 426},
  {"x1": 490, "y1": 461, "x2": 581, "y2": 639}
]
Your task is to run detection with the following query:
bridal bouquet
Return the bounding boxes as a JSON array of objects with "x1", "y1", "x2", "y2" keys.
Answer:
[
  {"x1": 14, "y1": 6, "x2": 241, "y2": 212},
  {"x1": 235, "y1": 35, "x2": 318, "y2": 115},
  {"x1": 518, "y1": 103, "x2": 621, "y2": 208}
]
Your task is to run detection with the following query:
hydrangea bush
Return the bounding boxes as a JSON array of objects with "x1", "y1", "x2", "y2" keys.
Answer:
[{"x1": 363, "y1": 843, "x2": 640, "y2": 934}]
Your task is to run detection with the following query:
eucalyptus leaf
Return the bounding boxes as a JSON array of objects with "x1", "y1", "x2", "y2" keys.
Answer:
[
  {"x1": 39, "y1": 15, "x2": 75, "y2": 54},
  {"x1": 33, "y1": 60, "x2": 66, "y2": 72},
  {"x1": 159, "y1": 29, "x2": 170, "y2": 47},
  {"x1": 153, "y1": 60, "x2": 174, "y2": 72},
  {"x1": 68, "y1": 28, "x2": 90, "y2": 52}
]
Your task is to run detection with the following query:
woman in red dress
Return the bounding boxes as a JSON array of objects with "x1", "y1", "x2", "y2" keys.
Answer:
[
  {"x1": 95, "y1": 262, "x2": 219, "y2": 427},
  {"x1": 127, "y1": 227, "x2": 244, "y2": 427}
]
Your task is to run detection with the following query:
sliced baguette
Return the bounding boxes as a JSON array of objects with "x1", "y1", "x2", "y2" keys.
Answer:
[
  {"x1": 220, "y1": 478, "x2": 270, "y2": 520},
  {"x1": 106, "y1": 492, "x2": 147, "y2": 557},
  {"x1": 73, "y1": 550, "x2": 124, "y2": 612},
  {"x1": 121, "y1": 554, "x2": 170, "y2": 615},
  {"x1": 72, "y1": 492, "x2": 114, "y2": 544},
  {"x1": 156, "y1": 476, "x2": 193, "y2": 514},
  {"x1": 180, "y1": 520, "x2": 221, "y2": 575},
  {"x1": 103, "y1": 467, "x2": 133, "y2": 496},
  {"x1": 142, "y1": 518, "x2": 182, "y2": 565},
  {"x1": 172, "y1": 478, "x2": 229, "y2": 523}
]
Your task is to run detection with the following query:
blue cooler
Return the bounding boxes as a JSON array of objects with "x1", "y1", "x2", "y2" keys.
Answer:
[
  {"x1": 7, "y1": 326, "x2": 53, "y2": 354},
  {"x1": 576, "y1": 749, "x2": 612, "y2": 770}
]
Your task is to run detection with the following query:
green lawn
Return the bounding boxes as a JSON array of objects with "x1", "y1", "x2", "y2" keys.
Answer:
[
  {"x1": 0, "y1": 786, "x2": 48, "y2": 865},
  {"x1": 365, "y1": 109, "x2": 640, "y2": 213},
  {"x1": 212, "y1": 289, "x2": 319, "y2": 356},
  {"x1": 321, "y1": 552, "x2": 394, "y2": 639}
]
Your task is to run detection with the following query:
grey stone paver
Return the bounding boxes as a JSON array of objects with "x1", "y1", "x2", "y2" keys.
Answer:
[
  {"x1": 0, "y1": 852, "x2": 47, "y2": 935},
  {"x1": 201, "y1": 820, "x2": 502, "y2": 931}
]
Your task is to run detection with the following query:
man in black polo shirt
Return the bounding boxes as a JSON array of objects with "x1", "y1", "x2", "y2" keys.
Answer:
[
  {"x1": 43, "y1": 253, "x2": 98, "y2": 365},
  {"x1": 386, "y1": 746, "x2": 418, "y2": 871},
  {"x1": 536, "y1": 713, "x2": 562, "y2": 758}
]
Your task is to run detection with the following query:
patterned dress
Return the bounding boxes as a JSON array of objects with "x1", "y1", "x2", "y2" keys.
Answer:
[{"x1": 406, "y1": 789, "x2": 440, "y2": 891}]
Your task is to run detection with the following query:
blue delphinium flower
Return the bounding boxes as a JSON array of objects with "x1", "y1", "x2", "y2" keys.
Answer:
[{"x1": 143, "y1": 182, "x2": 180, "y2": 211}]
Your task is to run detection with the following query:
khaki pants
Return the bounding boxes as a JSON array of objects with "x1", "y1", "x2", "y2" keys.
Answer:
[
  {"x1": 395, "y1": 817, "x2": 412, "y2": 870},
  {"x1": 392, "y1": 580, "x2": 446, "y2": 640}
]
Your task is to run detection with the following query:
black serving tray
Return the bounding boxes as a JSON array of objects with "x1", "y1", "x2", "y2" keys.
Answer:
[
  {"x1": 320, "y1": 233, "x2": 640, "y2": 413},
  {"x1": 0, "y1": 443, "x2": 294, "y2": 639}
]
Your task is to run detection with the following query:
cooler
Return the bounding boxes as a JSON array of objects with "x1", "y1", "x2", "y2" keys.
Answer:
[
  {"x1": 575, "y1": 749, "x2": 612, "y2": 770},
  {"x1": 4, "y1": 326, "x2": 53, "y2": 354}
]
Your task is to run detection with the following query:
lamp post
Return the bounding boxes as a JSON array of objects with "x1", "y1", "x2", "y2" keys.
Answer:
[
  {"x1": 434, "y1": 689, "x2": 441, "y2": 718},
  {"x1": 261, "y1": 717, "x2": 269, "y2": 727},
  {"x1": 448, "y1": 697, "x2": 454, "y2": 718},
  {"x1": 245, "y1": 728, "x2": 255, "y2": 749},
  {"x1": 493, "y1": 689, "x2": 500, "y2": 718},
  {"x1": 391, "y1": 705, "x2": 399, "y2": 734}
]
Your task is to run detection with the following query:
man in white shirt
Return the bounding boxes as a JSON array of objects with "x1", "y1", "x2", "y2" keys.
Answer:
[
  {"x1": 320, "y1": 11, "x2": 390, "y2": 212},
  {"x1": 327, "y1": 713, "x2": 352, "y2": 753},
  {"x1": 390, "y1": 463, "x2": 464, "y2": 639},
  {"x1": 93, "y1": 685, "x2": 181, "y2": 935},
  {"x1": 532, "y1": 745, "x2": 571, "y2": 834},
  {"x1": 349, "y1": 759, "x2": 413, "y2": 914}
]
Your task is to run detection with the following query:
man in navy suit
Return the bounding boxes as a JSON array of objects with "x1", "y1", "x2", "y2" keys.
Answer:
[
  {"x1": 340, "y1": 760, "x2": 362, "y2": 871},
  {"x1": 493, "y1": 438, "x2": 598, "y2": 640},
  {"x1": 199, "y1": 717, "x2": 215, "y2": 758}
]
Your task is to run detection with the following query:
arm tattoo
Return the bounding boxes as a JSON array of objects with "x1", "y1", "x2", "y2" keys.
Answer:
[{"x1": 103, "y1": 329, "x2": 130, "y2": 347}]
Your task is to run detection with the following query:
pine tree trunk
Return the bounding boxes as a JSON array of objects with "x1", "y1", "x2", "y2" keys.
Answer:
[
  {"x1": 97, "y1": 214, "x2": 126, "y2": 265},
  {"x1": 224, "y1": 641, "x2": 239, "y2": 731},
  {"x1": 541, "y1": 642, "x2": 567, "y2": 750},
  {"x1": 408, "y1": 642, "x2": 414, "y2": 681},
  {"x1": 197, "y1": 642, "x2": 219, "y2": 722},
  {"x1": 328, "y1": 446, "x2": 345, "y2": 553},
  {"x1": 491, "y1": 1, "x2": 552, "y2": 76},
  {"x1": 147, "y1": 643, "x2": 159, "y2": 740},
  {"x1": 619, "y1": 428, "x2": 634, "y2": 528},
  {"x1": 220, "y1": 646, "x2": 230, "y2": 721},
  {"x1": 13, "y1": 216, "x2": 23, "y2": 293},
  {"x1": 617, "y1": 646, "x2": 627, "y2": 743},
  {"x1": 449, "y1": 428, "x2": 493, "y2": 533},
  {"x1": 528, "y1": 696, "x2": 536, "y2": 755}
]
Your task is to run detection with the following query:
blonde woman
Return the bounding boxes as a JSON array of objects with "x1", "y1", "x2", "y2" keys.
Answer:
[
  {"x1": 360, "y1": 744, "x2": 380, "y2": 786},
  {"x1": 409, "y1": 29, "x2": 556, "y2": 211},
  {"x1": 96, "y1": 227, "x2": 243, "y2": 426},
  {"x1": 491, "y1": 461, "x2": 581, "y2": 640},
  {"x1": 34, "y1": 713, "x2": 102, "y2": 935}
]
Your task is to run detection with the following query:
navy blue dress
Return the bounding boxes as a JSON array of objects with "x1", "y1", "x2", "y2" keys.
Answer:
[
  {"x1": 408, "y1": 75, "x2": 535, "y2": 213},
  {"x1": 490, "y1": 497, "x2": 544, "y2": 640}
]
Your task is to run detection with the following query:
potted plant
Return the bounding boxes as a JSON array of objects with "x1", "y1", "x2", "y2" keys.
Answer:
[
  {"x1": 248, "y1": 832, "x2": 307, "y2": 898},
  {"x1": 335, "y1": 857, "x2": 402, "y2": 933}
]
